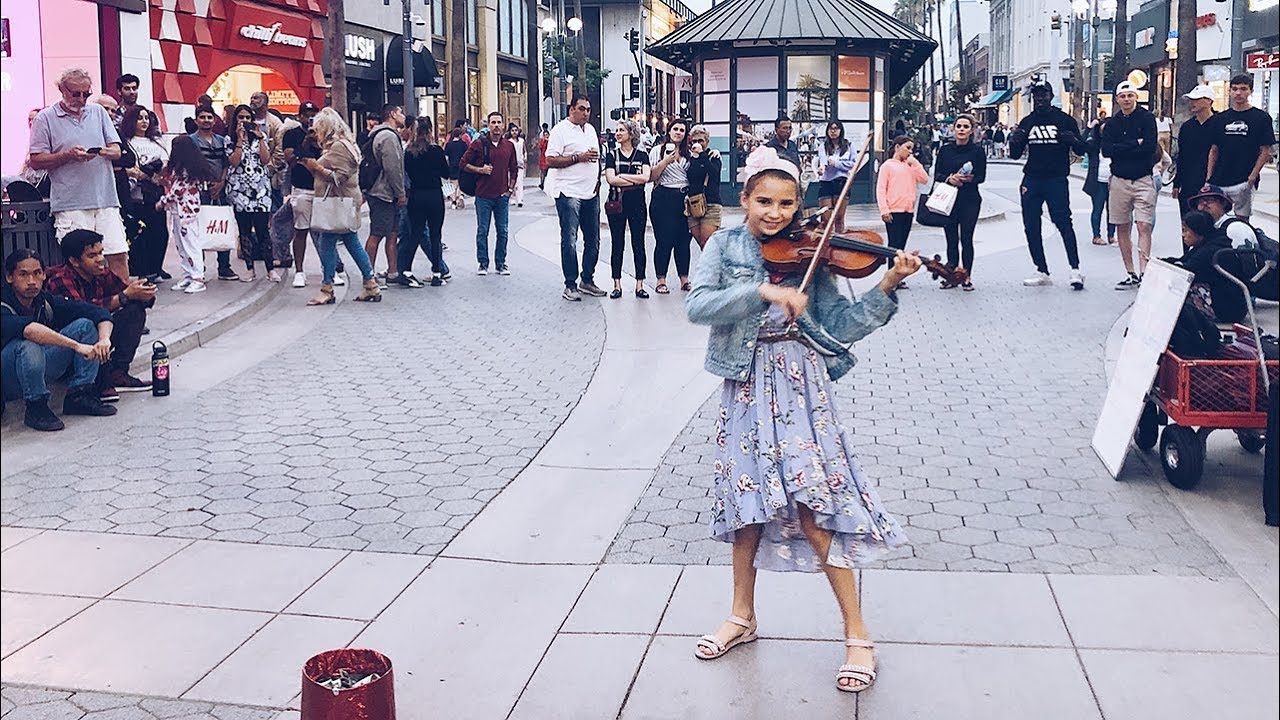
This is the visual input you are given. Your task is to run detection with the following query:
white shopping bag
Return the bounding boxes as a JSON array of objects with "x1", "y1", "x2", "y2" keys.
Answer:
[
  {"x1": 925, "y1": 182, "x2": 958, "y2": 216},
  {"x1": 194, "y1": 205, "x2": 237, "y2": 252}
]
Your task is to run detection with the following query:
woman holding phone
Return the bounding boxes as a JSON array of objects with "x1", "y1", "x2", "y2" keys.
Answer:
[
  {"x1": 226, "y1": 105, "x2": 277, "y2": 281},
  {"x1": 685, "y1": 126, "x2": 723, "y2": 249},
  {"x1": 649, "y1": 119, "x2": 692, "y2": 293}
]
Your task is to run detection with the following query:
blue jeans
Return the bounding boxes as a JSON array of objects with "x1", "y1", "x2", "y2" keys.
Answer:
[
  {"x1": 317, "y1": 231, "x2": 375, "y2": 285},
  {"x1": 1020, "y1": 176, "x2": 1080, "y2": 274},
  {"x1": 474, "y1": 196, "x2": 509, "y2": 269},
  {"x1": 1, "y1": 318, "x2": 100, "y2": 401},
  {"x1": 555, "y1": 193, "x2": 601, "y2": 288},
  {"x1": 1089, "y1": 182, "x2": 1116, "y2": 240}
]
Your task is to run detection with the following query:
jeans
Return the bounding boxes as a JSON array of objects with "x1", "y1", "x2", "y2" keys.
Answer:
[
  {"x1": 474, "y1": 195, "x2": 510, "y2": 269},
  {"x1": 1089, "y1": 182, "x2": 1116, "y2": 240},
  {"x1": 650, "y1": 186, "x2": 691, "y2": 279},
  {"x1": 317, "y1": 231, "x2": 375, "y2": 285},
  {"x1": 607, "y1": 190, "x2": 648, "y2": 280},
  {"x1": 1020, "y1": 176, "x2": 1080, "y2": 274},
  {"x1": 555, "y1": 193, "x2": 601, "y2": 288},
  {"x1": 402, "y1": 191, "x2": 447, "y2": 275},
  {"x1": 943, "y1": 197, "x2": 981, "y2": 273},
  {"x1": 1, "y1": 318, "x2": 100, "y2": 401}
]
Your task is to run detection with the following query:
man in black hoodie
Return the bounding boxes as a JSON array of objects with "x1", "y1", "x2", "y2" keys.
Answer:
[
  {"x1": 1009, "y1": 80, "x2": 1089, "y2": 290},
  {"x1": 1101, "y1": 81, "x2": 1160, "y2": 289}
]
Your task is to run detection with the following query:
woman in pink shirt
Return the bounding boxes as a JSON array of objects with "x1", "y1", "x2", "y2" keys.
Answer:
[{"x1": 876, "y1": 136, "x2": 930, "y2": 288}]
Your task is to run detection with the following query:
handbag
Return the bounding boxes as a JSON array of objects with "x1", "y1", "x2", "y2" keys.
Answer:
[
  {"x1": 193, "y1": 205, "x2": 238, "y2": 252},
  {"x1": 684, "y1": 192, "x2": 708, "y2": 219},
  {"x1": 311, "y1": 186, "x2": 360, "y2": 233},
  {"x1": 925, "y1": 181, "x2": 958, "y2": 216},
  {"x1": 604, "y1": 187, "x2": 624, "y2": 216}
]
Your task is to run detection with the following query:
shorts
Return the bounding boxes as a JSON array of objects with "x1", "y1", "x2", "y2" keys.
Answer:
[
  {"x1": 687, "y1": 203, "x2": 723, "y2": 234},
  {"x1": 291, "y1": 189, "x2": 314, "y2": 230},
  {"x1": 1108, "y1": 176, "x2": 1157, "y2": 225},
  {"x1": 1219, "y1": 181, "x2": 1254, "y2": 219},
  {"x1": 367, "y1": 196, "x2": 397, "y2": 237},
  {"x1": 54, "y1": 207, "x2": 128, "y2": 255},
  {"x1": 817, "y1": 180, "x2": 845, "y2": 200}
]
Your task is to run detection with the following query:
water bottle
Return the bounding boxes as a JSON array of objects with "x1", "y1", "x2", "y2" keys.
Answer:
[
  {"x1": 960, "y1": 161, "x2": 973, "y2": 176},
  {"x1": 151, "y1": 341, "x2": 170, "y2": 397}
]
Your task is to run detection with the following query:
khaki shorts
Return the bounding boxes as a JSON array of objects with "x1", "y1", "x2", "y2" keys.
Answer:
[
  {"x1": 291, "y1": 189, "x2": 314, "y2": 230},
  {"x1": 687, "y1": 203, "x2": 723, "y2": 234},
  {"x1": 1108, "y1": 176, "x2": 1157, "y2": 225},
  {"x1": 1219, "y1": 181, "x2": 1254, "y2": 219},
  {"x1": 54, "y1": 207, "x2": 128, "y2": 255}
]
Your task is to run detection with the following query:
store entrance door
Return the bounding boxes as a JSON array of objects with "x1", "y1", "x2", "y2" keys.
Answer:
[{"x1": 205, "y1": 64, "x2": 301, "y2": 116}]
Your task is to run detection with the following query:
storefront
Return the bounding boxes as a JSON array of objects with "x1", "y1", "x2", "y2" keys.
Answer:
[
  {"x1": 1129, "y1": 1, "x2": 1172, "y2": 116},
  {"x1": 151, "y1": 0, "x2": 327, "y2": 132},
  {"x1": 333, "y1": 26, "x2": 388, "y2": 134},
  {"x1": 1242, "y1": 0, "x2": 1279, "y2": 134}
]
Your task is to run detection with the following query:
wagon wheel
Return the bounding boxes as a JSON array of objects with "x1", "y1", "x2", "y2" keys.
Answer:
[
  {"x1": 1160, "y1": 425, "x2": 1205, "y2": 490},
  {"x1": 1235, "y1": 430, "x2": 1265, "y2": 454},
  {"x1": 1134, "y1": 402, "x2": 1160, "y2": 451}
]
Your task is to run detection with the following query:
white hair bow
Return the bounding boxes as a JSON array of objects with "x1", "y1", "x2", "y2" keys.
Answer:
[{"x1": 742, "y1": 146, "x2": 799, "y2": 183}]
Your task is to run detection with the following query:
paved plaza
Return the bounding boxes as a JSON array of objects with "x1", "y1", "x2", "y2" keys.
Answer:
[{"x1": 2, "y1": 165, "x2": 1277, "y2": 719}]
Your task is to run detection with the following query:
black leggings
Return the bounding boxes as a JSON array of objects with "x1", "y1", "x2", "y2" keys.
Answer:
[
  {"x1": 650, "y1": 186, "x2": 691, "y2": 280},
  {"x1": 406, "y1": 191, "x2": 446, "y2": 275},
  {"x1": 884, "y1": 212, "x2": 914, "y2": 255},
  {"x1": 943, "y1": 196, "x2": 982, "y2": 275},
  {"x1": 127, "y1": 205, "x2": 168, "y2": 277},
  {"x1": 608, "y1": 190, "x2": 647, "y2": 280},
  {"x1": 235, "y1": 210, "x2": 273, "y2": 269}
]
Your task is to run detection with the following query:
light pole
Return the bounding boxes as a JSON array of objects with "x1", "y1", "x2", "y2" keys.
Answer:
[{"x1": 541, "y1": 14, "x2": 583, "y2": 123}]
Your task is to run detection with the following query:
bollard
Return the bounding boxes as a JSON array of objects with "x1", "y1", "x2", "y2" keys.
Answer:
[{"x1": 300, "y1": 649, "x2": 396, "y2": 720}]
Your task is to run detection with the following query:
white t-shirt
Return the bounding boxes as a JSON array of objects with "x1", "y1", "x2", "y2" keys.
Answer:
[
  {"x1": 649, "y1": 144, "x2": 689, "y2": 188},
  {"x1": 544, "y1": 119, "x2": 601, "y2": 200},
  {"x1": 1156, "y1": 116, "x2": 1173, "y2": 133}
]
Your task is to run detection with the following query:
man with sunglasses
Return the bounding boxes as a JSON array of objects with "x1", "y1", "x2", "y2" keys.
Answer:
[
  {"x1": 544, "y1": 94, "x2": 605, "y2": 301},
  {"x1": 28, "y1": 67, "x2": 130, "y2": 284}
]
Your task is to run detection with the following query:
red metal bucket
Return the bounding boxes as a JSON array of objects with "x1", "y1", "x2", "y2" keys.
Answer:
[{"x1": 300, "y1": 648, "x2": 396, "y2": 720}]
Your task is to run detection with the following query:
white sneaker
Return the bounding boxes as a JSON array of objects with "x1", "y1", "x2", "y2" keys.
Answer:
[
  {"x1": 292, "y1": 271, "x2": 307, "y2": 288},
  {"x1": 184, "y1": 280, "x2": 207, "y2": 294},
  {"x1": 1023, "y1": 272, "x2": 1053, "y2": 287},
  {"x1": 1069, "y1": 269, "x2": 1085, "y2": 290},
  {"x1": 477, "y1": 266, "x2": 489, "y2": 276},
  {"x1": 333, "y1": 273, "x2": 346, "y2": 286},
  {"x1": 170, "y1": 278, "x2": 192, "y2": 292}
]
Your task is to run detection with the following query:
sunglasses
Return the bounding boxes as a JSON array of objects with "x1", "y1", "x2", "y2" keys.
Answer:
[{"x1": 66, "y1": 90, "x2": 92, "y2": 99}]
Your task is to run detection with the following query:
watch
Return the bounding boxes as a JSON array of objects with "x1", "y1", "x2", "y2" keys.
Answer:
[{"x1": 117, "y1": 292, "x2": 129, "y2": 308}]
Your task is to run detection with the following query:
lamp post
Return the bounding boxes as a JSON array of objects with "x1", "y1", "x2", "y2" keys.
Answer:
[{"x1": 542, "y1": 14, "x2": 584, "y2": 123}]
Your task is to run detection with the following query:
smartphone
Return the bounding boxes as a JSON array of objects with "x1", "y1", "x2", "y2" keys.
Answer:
[
  {"x1": 86, "y1": 147, "x2": 102, "y2": 155},
  {"x1": 242, "y1": 120, "x2": 256, "y2": 135}
]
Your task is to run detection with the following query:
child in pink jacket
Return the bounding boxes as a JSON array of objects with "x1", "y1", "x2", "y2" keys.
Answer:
[{"x1": 875, "y1": 136, "x2": 930, "y2": 288}]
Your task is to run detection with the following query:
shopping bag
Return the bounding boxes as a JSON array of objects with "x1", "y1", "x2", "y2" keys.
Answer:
[
  {"x1": 915, "y1": 192, "x2": 954, "y2": 227},
  {"x1": 311, "y1": 190, "x2": 360, "y2": 233},
  {"x1": 194, "y1": 205, "x2": 237, "y2": 252},
  {"x1": 925, "y1": 182, "x2": 958, "y2": 216}
]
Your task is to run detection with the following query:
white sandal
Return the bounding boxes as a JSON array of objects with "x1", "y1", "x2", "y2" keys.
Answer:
[
  {"x1": 836, "y1": 637, "x2": 877, "y2": 692},
  {"x1": 693, "y1": 615, "x2": 757, "y2": 660}
]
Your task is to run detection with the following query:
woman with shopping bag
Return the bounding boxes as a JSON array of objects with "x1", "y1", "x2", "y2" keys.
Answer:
[
  {"x1": 159, "y1": 136, "x2": 221, "y2": 294},
  {"x1": 301, "y1": 108, "x2": 380, "y2": 305},
  {"x1": 874, "y1": 136, "x2": 930, "y2": 289},
  {"x1": 932, "y1": 113, "x2": 986, "y2": 290}
]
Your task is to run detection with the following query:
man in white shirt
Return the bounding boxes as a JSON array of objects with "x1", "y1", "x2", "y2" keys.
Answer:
[{"x1": 544, "y1": 94, "x2": 605, "y2": 301}]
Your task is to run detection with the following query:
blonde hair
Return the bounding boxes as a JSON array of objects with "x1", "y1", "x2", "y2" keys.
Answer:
[
  {"x1": 311, "y1": 107, "x2": 356, "y2": 150},
  {"x1": 688, "y1": 127, "x2": 710, "y2": 143}
]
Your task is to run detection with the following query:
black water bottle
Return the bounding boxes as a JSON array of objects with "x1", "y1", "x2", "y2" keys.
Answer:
[{"x1": 151, "y1": 341, "x2": 170, "y2": 397}]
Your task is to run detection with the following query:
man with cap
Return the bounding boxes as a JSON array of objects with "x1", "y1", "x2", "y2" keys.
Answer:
[
  {"x1": 1204, "y1": 73, "x2": 1276, "y2": 223},
  {"x1": 1008, "y1": 78, "x2": 1089, "y2": 290},
  {"x1": 1172, "y1": 86, "x2": 1218, "y2": 215},
  {"x1": 1101, "y1": 80, "x2": 1160, "y2": 289},
  {"x1": 280, "y1": 101, "x2": 333, "y2": 288},
  {"x1": 1186, "y1": 185, "x2": 1258, "y2": 248}
]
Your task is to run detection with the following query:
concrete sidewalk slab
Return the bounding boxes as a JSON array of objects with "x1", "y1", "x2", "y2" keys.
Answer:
[
  {"x1": 508, "y1": 633, "x2": 650, "y2": 720},
  {"x1": 1080, "y1": 648, "x2": 1280, "y2": 720},
  {"x1": 658, "y1": 565, "x2": 844, "y2": 640},
  {"x1": 563, "y1": 565, "x2": 682, "y2": 634},
  {"x1": 0, "y1": 530, "x2": 188, "y2": 597},
  {"x1": 284, "y1": 551, "x2": 428, "y2": 620},
  {"x1": 0, "y1": 592, "x2": 92, "y2": 657}
]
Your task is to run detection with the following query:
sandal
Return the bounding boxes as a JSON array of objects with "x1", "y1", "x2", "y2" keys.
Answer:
[
  {"x1": 635, "y1": 288, "x2": 650, "y2": 299},
  {"x1": 306, "y1": 285, "x2": 335, "y2": 306},
  {"x1": 962, "y1": 281, "x2": 975, "y2": 292},
  {"x1": 681, "y1": 281, "x2": 692, "y2": 292},
  {"x1": 694, "y1": 615, "x2": 757, "y2": 660},
  {"x1": 655, "y1": 283, "x2": 670, "y2": 294},
  {"x1": 1091, "y1": 236, "x2": 1107, "y2": 246},
  {"x1": 836, "y1": 638, "x2": 877, "y2": 693},
  {"x1": 939, "y1": 279, "x2": 958, "y2": 290}
]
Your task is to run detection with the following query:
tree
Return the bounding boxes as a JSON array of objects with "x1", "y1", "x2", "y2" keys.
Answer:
[
  {"x1": 1174, "y1": 0, "x2": 1199, "y2": 123},
  {"x1": 790, "y1": 74, "x2": 831, "y2": 122},
  {"x1": 327, "y1": 0, "x2": 346, "y2": 117},
  {"x1": 889, "y1": 78, "x2": 925, "y2": 127},
  {"x1": 542, "y1": 40, "x2": 609, "y2": 98},
  {"x1": 1110, "y1": 0, "x2": 1129, "y2": 89},
  {"x1": 946, "y1": 77, "x2": 982, "y2": 118}
]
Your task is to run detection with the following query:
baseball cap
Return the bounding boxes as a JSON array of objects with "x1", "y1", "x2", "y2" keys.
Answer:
[
  {"x1": 1024, "y1": 78, "x2": 1054, "y2": 97},
  {"x1": 1186, "y1": 185, "x2": 1233, "y2": 210},
  {"x1": 298, "y1": 101, "x2": 320, "y2": 114},
  {"x1": 1183, "y1": 85, "x2": 1215, "y2": 101},
  {"x1": 1115, "y1": 81, "x2": 1138, "y2": 95}
]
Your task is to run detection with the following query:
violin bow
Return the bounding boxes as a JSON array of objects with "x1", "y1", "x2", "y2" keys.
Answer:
[{"x1": 797, "y1": 133, "x2": 876, "y2": 295}]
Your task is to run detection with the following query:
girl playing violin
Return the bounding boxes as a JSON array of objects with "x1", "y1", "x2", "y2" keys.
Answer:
[{"x1": 685, "y1": 148, "x2": 922, "y2": 693}]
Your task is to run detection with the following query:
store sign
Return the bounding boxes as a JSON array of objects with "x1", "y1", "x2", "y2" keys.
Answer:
[
  {"x1": 992, "y1": 75, "x2": 1009, "y2": 91},
  {"x1": 240, "y1": 22, "x2": 307, "y2": 48},
  {"x1": 227, "y1": 2, "x2": 311, "y2": 59},
  {"x1": 345, "y1": 34, "x2": 377, "y2": 66},
  {"x1": 1135, "y1": 27, "x2": 1156, "y2": 49},
  {"x1": 1195, "y1": 13, "x2": 1216, "y2": 29},
  {"x1": 1247, "y1": 53, "x2": 1280, "y2": 70}
]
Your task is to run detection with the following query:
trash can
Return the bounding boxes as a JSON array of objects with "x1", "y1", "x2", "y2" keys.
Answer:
[{"x1": 300, "y1": 648, "x2": 396, "y2": 720}]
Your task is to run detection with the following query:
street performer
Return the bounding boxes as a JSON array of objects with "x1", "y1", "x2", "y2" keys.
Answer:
[{"x1": 684, "y1": 147, "x2": 919, "y2": 694}]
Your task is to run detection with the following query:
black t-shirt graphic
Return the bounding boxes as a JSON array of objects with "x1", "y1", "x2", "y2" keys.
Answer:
[
  {"x1": 1010, "y1": 108, "x2": 1084, "y2": 179},
  {"x1": 1209, "y1": 108, "x2": 1277, "y2": 187}
]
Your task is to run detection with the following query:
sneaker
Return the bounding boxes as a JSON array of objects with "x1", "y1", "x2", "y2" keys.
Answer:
[
  {"x1": 23, "y1": 399, "x2": 64, "y2": 431},
  {"x1": 441, "y1": 271, "x2": 452, "y2": 281},
  {"x1": 99, "y1": 385, "x2": 120, "y2": 403},
  {"x1": 578, "y1": 281, "x2": 607, "y2": 297},
  {"x1": 110, "y1": 370, "x2": 152, "y2": 393},
  {"x1": 477, "y1": 266, "x2": 489, "y2": 276},
  {"x1": 562, "y1": 286, "x2": 582, "y2": 301},
  {"x1": 1023, "y1": 272, "x2": 1053, "y2": 287},
  {"x1": 185, "y1": 280, "x2": 207, "y2": 294},
  {"x1": 497, "y1": 265, "x2": 511, "y2": 275},
  {"x1": 333, "y1": 273, "x2": 346, "y2": 286},
  {"x1": 63, "y1": 387, "x2": 117, "y2": 417},
  {"x1": 158, "y1": 270, "x2": 173, "y2": 280},
  {"x1": 218, "y1": 270, "x2": 241, "y2": 281},
  {"x1": 431, "y1": 274, "x2": 445, "y2": 287},
  {"x1": 1114, "y1": 273, "x2": 1141, "y2": 290},
  {"x1": 268, "y1": 269, "x2": 282, "y2": 282},
  {"x1": 1069, "y1": 269, "x2": 1085, "y2": 291},
  {"x1": 394, "y1": 272, "x2": 425, "y2": 288},
  {"x1": 170, "y1": 278, "x2": 192, "y2": 292},
  {"x1": 292, "y1": 271, "x2": 307, "y2": 288}
]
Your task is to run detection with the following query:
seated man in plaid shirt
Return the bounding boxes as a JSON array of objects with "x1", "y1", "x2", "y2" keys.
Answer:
[{"x1": 45, "y1": 229, "x2": 156, "y2": 399}]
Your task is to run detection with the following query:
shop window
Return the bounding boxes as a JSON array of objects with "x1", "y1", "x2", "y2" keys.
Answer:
[
  {"x1": 205, "y1": 64, "x2": 299, "y2": 114},
  {"x1": 468, "y1": 68, "x2": 481, "y2": 124},
  {"x1": 698, "y1": 122, "x2": 732, "y2": 182},
  {"x1": 467, "y1": 0, "x2": 478, "y2": 46},
  {"x1": 837, "y1": 91, "x2": 870, "y2": 121},
  {"x1": 838, "y1": 57, "x2": 871, "y2": 91},
  {"x1": 787, "y1": 56, "x2": 831, "y2": 123},
  {"x1": 736, "y1": 91, "x2": 778, "y2": 125},
  {"x1": 498, "y1": 0, "x2": 528, "y2": 58},
  {"x1": 787, "y1": 56, "x2": 830, "y2": 89},
  {"x1": 433, "y1": 0, "x2": 445, "y2": 38},
  {"x1": 702, "y1": 59, "x2": 730, "y2": 93},
  {"x1": 736, "y1": 57, "x2": 777, "y2": 91},
  {"x1": 702, "y1": 93, "x2": 730, "y2": 123}
]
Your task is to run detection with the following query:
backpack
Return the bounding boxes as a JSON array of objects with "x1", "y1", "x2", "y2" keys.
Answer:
[
  {"x1": 358, "y1": 127, "x2": 395, "y2": 194},
  {"x1": 1222, "y1": 219, "x2": 1279, "y2": 301},
  {"x1": 1168, "y1": 299, "x2": 1223, "y2": 359},
  {"x1": 457, "y1": 140, "x2": 491, "y2": 197}
]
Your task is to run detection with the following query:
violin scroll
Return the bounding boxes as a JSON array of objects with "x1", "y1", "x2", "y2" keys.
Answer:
[{"x1": 921, "y1": 255, "x2": 969, "y2": 285}]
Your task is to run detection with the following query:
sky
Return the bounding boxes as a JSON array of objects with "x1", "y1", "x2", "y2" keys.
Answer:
[{"x1": 682, "y1": 0, "x2": 896, "y2": 15}]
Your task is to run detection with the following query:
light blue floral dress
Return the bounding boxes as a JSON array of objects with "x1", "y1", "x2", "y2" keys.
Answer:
[{"x1": 709, "y1": 305, "x2": 908, "y2": 572}]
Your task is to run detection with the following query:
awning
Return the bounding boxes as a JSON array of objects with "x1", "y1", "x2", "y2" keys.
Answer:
[
  {"x1": 972, "y1": 89, "x2": 1013, "y2": 108},
  {"x1": 386, "y1": 37, "x2": 440, "y2": 89}
]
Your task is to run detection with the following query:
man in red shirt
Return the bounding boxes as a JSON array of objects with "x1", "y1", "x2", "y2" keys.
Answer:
[
  {"x1": 460, "y1": 112, "x2": 521, "y2": 276},
  {"x1": 45, "y1": 229, "x2": 156, "y2": 399}
]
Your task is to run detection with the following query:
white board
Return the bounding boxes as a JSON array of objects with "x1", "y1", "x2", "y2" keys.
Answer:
[{"x1": 1091, "y1": 259, "x2": 1194, "y2": 477}]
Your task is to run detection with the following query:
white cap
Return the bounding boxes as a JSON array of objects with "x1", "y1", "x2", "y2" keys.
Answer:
[
  {"x1": 1115, "y1": 81, "x2": 1139, "y2": 95},
  {"x1": 1183, "y1": 85, "x2": 1215, "y2": 101}
]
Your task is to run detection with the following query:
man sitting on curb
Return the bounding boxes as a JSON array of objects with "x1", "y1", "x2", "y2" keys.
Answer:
[
  {"x1": 46, "y1": 229, "x2": 155, "y2": 399},
  {"x1": 1186, "y1": 185, "x2": 1258, "y2": 248},
  {"x1": 1, "y1": 249, "x2": 117, "y2": 431}
]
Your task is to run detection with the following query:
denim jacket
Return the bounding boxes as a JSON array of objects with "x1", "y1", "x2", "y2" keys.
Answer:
[{"x1": 686, "y1": 223, "x2": 898, "y2": 382}]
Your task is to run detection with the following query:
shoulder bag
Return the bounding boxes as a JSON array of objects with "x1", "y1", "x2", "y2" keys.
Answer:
[{"x1": 311, "y1": 146, "x2": 360, "y2": 233}]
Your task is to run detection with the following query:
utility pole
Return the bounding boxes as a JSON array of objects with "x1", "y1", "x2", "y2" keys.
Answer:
[
  {"x1": 574, "y1": 0, "x2": 587, "y2": 96},
  {"x1": 1073, "y1": 10, "x2": 1085, "y2": 122},
  {"x1": 401, "y1": 0, "x2": 415, "y2": 117},
  {"x1": 449, "y1": 0, "x2": 467, "y2": 125},
  {"x1": 935, "y1": 0, "x2": 948, "y2": 114},
  {"x1": 1174, "y1": 0, "x2": 1199, "y2": 123},
  {"x1": 526, "y1": 0, "x2": 540, "y2": 136},
  {"x1": 328, "y1": 0, "x2": 346, "y2": 117},
  {"x1": 1111, "y1": 0, "x2": 1128, "y2": 88},
  {"x1": 954, "y1": 0, "x2": 965, "y2": 82},
  {"x1": 1228, "y1": 0, "x2": 1245, "y2": 73}
]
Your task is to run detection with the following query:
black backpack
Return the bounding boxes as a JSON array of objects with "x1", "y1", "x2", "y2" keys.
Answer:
[
  {"x1": 358, "y1": 127, "x2": 395, "y2": 194},
  {"x1": 1168, "y1": 300, "x2": 1223, "y2": 359},
  {"x1": 457, "y1": 140, "x2": 490, "y2": 197}
]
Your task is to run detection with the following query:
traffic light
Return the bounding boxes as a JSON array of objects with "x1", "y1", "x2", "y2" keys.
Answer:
[
  {"x1": 610, "y1": 108, "x2": 623, "y2": 121},
  {"x1": 627, "y1": 75, "x2": 641, "y2": 100},
  {"x1": 628, "y1": 29, "x2": 640, "y2": 53},
  {"x1": 678, "y1": 90, "x2": 692, "y2": 114}
]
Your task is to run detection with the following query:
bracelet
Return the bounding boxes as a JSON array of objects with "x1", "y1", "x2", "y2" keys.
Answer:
[
  {"x1": 117, "y1": 292, "x2": 128, "y2": 308},
  {"x1": 572, "y1": 153, "x2": 579, "y2": 163}
]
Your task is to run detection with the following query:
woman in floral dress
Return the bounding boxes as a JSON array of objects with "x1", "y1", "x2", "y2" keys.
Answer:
[
  {"x1": 225, "y1": 104, "x2": 277, "y2": 280},
  {"x1": 684, "y1": 147, "x2": 921, "y2": 693}
]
